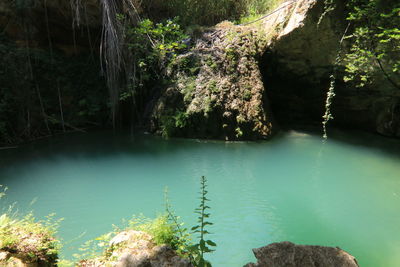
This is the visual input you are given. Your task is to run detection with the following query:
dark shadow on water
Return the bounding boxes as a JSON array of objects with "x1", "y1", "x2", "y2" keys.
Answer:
[
  {"x1": 278, "y1": 124, "x2": 400, "y2": 159},
  {"x1": 0, "y1": 130, "x2": 272, "y2": 169},
  {"x1": 323, "y1": 127, "x2": 400, "y2": 159},
  {"x1": 1, "y1": 128, "x2": 399, "y2": 170}
]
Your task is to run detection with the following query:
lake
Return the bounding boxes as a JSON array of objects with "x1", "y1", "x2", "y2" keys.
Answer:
[{"x1": 1, "y1": 130, "x2": 400, "y2": 266}]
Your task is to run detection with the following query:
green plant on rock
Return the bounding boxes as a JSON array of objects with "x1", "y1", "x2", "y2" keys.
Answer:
[
  {"x1": 129, "y1": 214, "x2": 180, "y2": 248},
  {"x1": 318, "y1": 0, "x2": 399, "y2": 139},
  {"x1": 75, "y1": 214, "x2": 189, "y2": 263},
  {"x1": 0, "y1": 212, "x2": 62, "y2": 263},
  {"x1": 208, "y1": 80, "x2": 219, "y2": 93},
  {"x1": 159, "y1": 109, "x2": 189, "y2": 138},
  {"x1": 182, "y1": 77, "x2": 197, "y2": 103},
  {"x1": 126, "y1": 17, "x2": 188, "y2": 82},
  {"x1": 242, "y1": 89, "x2": 252, "y2": 101},
  {"x1": 0, "y1": 187, "x2": 62, "y2": 264},
  {"x1": 122, "y1": 17, "x2": 189, "y2": 122}
]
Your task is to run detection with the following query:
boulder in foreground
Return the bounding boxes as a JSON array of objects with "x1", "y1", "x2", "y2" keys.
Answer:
[{"x1": 244, "y1": 241, "x2": 359, "y2": 267}]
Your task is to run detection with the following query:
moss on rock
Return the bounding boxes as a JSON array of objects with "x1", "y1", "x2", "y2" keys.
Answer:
[
  {"x1": 150, "y1": 21, "x2": 277, "y2": 140},
  {"x1": 0, "y1": 214, "x2": 60, "y2": 266}
]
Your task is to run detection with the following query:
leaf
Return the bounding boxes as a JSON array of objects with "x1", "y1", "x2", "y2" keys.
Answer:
[{"x1": 206, "y1": 240, "x2": 217, "y2": 246}]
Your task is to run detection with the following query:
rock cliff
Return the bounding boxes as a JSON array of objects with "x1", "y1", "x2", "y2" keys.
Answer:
[
  {"x1": 0, "y1": 0, "x2": 101, "y2": 54},
  {"x1": 1, "y1": 0, "x2": 399, "y2": 139},
  {"x1": 262, "y1": 0, "x2": 400, "y2": 137},
  {"x1": 150, "y1": 0, "x2": 400, "y2": 139}
]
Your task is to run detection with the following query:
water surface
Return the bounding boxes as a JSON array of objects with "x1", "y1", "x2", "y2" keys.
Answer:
[{"x1": 1, "y1": 130, "x2": 400, "y2": 266}]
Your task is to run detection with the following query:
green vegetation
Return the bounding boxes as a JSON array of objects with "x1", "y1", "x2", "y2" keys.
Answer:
[
  {"x1": 1, "y1": 0, "x2": 397, "y2": 143},
  {"x1": 321, "y1": 0, "x2": 399, "y2": 138},
  {"x1": 74, "y1": 214, "x2": 191, "y2": 263},
  {"x1": 189, "y1": 176, "x2": 216, "y2": 267},
  {"x1": 0, "y1": 187, "x2": 61, "y2": 265},
  {"x1": 0, "y1": 176, "x2": 215, "y2": 265},
  {"x1": 121, "y1": 17, "x2": 188, "y2": 118},
  {"x1": 141, "y1": 0, "x2": 283, "y2": 26},
  {"x1": 165, "y1": 176, "x2": 216, "y2": 267},
  {"x1": 73, "y1": 176, "x2": 216, "y2": 266},
  {"x1": 129, "y1": 214, "x2": 188, "y2": 252},
  {"x1": 0, "y1": 213, "x2": 61, "y2": 263},
  {"x1": 236, "y1": 0, "x2": 284, "y2": 25},
  {"x1": 344, "y1": 0, "x2": 400, "y2": 89}
]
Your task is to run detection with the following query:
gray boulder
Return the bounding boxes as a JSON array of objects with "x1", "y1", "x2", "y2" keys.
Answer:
[{"x1": 244, "y1": 241, "x2": 359, "y2": 267}]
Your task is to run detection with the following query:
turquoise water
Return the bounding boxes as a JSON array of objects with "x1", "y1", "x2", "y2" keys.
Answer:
[{"x1": 1, "y1": 130, "x2": 400, "y2": 266}]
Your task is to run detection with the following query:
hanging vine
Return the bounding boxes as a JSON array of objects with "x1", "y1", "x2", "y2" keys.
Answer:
[{"x1": 322, "y1": 23, "x2": 351, "y2": 140}]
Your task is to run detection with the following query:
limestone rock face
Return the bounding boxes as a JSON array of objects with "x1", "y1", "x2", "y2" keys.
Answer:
[
  {"x1": 0, "y1": 0, "x2": 102, "y2": 54},
  {"x1": 244, "y1": 241, "x2": 359, "y2": 267},
  {"x1": 147, "y1": 0, "x2": 400, "y2": 139},
  {"x1": 262, "y1": 0, "x2": 400, "y2": 137},
  {"x1": 149, "y1": 22, "x2": 276, "y2": 140},
  {"x1": 151, "y1": 0, "x2": 400, "y2": 140},
  {"x1": 79, "y1": 230, "x2": 192, "y2": 267},
  {"x1": 148, "y1": 0, "x2": 327, "y2": 140}
]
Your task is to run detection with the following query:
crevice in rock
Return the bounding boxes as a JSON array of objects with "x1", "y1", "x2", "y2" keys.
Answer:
[{"x1": 260, "y1": 48, "x2": 328, "y2": 131}]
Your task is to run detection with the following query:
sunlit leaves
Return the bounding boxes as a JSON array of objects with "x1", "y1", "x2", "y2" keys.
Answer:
[{"x1": 344, "y1": 0, "x2": 400, "y2": 89}]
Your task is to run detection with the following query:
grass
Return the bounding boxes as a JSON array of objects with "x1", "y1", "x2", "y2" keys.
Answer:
[
  {"x1": 236, "y1": 0, "x2": 286, "y2": 25},
  {"x1": 0, "y1": 212, "x2": 61, "y2": 263},
  {"x1": 0, "y1": 185, "x2": 62, "y2": 264},
  {"x1": 75, "y1": 214, "x2": 192, "y2": 264},
  {"x1": 128, "y1": 214, "x2": 182, "y2": 249}
]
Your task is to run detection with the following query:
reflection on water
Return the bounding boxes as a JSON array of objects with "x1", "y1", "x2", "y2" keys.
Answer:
[{"x1": 1, "y1": 130, "x2": 400, "y2": 266}]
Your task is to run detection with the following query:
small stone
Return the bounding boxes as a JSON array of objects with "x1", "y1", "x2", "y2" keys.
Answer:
[{"x1": 0, "y1": 251, "x2": 9, "y2": 261}]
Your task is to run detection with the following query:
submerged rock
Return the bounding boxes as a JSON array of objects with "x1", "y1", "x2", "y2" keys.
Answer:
[{"x1": 244, "y1": 241, "x2": 359, "y2": 267}]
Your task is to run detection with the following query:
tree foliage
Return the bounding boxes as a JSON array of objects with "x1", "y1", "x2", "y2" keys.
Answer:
[
  {"x1": 140, "y1": 0, "x2": 282, "y2": 26},
  {"x1": 344, "y1": 0, "x2": 400, "y2": 89}
]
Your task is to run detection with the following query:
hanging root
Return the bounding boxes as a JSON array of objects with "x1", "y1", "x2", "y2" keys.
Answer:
[
  {"x1": 67, "y1": 0, "x2": 140, "y2": 127},
  {"x1": 98, "y1": 0, "x2": 141, "y2": 127},
  {"x1": 70, "y1": 0, "x2": 82, "y2": 27}
]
